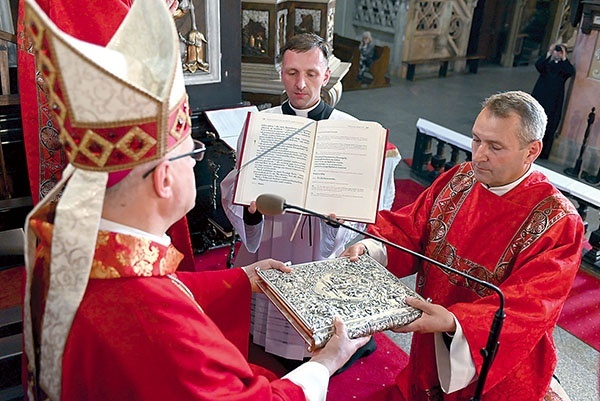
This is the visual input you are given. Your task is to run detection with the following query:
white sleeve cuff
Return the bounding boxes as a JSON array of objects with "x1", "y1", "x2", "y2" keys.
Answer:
[
  {"x1": 361, "y1": 239, "x2": 387, "y2": 266},
  {"x1": 283, "y1": 361, "x2": 329, "y2": 401},
  {"x1": 434, "y1": 315, "x2": 476, "y2": 393},
  {"x1": 319, "y1": 220, "x2": 339, "y2": 258},
  {"x1": 243, "y1": 222, "x2": 263, "y2": 253}
]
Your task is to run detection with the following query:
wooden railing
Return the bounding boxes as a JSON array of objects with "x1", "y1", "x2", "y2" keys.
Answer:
[{"x1": 411, "y1": 118, "x2": 600, "y2": 272}]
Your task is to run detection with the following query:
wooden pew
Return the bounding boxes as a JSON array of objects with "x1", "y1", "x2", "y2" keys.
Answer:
[
  {"x1": 403, "y1": 54, "x2": 486, "y2": 81},
  {"x1": 333, "y1": 34, "x2": 390, "y2": 91}
]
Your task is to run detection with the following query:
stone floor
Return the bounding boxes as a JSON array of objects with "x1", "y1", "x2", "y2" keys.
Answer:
[{"x1": 336, "y1": 63, "x2": 600, "y2": 401}]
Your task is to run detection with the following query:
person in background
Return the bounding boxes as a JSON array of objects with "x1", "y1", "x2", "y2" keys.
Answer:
[
  {"x1": 343, "y1": 91, "x2": 584, "y2": 401},
  {"x1": 22, "y1": 1, "x2": 368, "y2": 400},
  {"x1": 357, "y1": 31, "x2": 375, "y2": 82},
  {"x1": 531, "y1": 43, "x2": 575, "y2": 159},
  {"x1": 220, "y1": 32, "x2": 386, "y2": 367}
]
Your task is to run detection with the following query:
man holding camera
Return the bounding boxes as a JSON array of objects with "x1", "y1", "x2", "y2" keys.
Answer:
[{"x1": 531, "y1": 43, "x2": 575, "y2": 159}]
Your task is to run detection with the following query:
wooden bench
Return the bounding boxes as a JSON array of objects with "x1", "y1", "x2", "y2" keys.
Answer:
[
  {"x1": 413, "y1": 118, "x2": 600, "y2": 271},
  {"x1": 403, "y1": 54, "x2": 486, "y2": 81},
  {"x1": 333, "y1": 34, "x2": 390, "y2": 91}
]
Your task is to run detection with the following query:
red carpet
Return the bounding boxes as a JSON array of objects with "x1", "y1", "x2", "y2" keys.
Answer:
[
  {"x1": 391, "y1": 178, "x2": 426, "y2": 211},
  {"x1": 557, "y1": 269, "x2": 600, "y2": 351},
  {"x1": 327, "y1": 332, "x2": 408, "y2": 401}
]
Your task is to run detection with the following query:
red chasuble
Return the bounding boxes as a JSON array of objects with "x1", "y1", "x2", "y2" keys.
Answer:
[
  {"x1": 27, "y1": 207, "x2": 305, "y2": 401},
  {"x1": 370, "y1": 162, "x2": 584, "y2": 401}
]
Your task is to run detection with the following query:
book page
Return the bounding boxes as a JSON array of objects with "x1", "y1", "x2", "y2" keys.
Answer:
[
  {"x1": 305, "y1": 120, "x2": 387, "y2": 223},
  {"x1": 234, "y1": 112, "x2": 317, "y2": 207}
]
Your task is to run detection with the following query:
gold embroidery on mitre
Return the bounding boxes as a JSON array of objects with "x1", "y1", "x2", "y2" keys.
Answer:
[
  {"x1": 169, "y1": 107, "x2": 190, "y2": 141},
  {"x1": 59, "y1": 128, "x2": 78, "y2": 160},
  {"x1": 115, "y1": 127, "x2": 157, "y2": 161},
  {"x1": 24, "y1": 8, "x2": 44, "y2": 48},
  {"x1": 37, "y1": 51, "x2": 57, "y2": 90},
  {"x1": 79, "y1": 130, "x2": 115, "y2": 167}
]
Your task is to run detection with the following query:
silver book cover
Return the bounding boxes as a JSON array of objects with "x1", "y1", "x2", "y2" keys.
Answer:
[{"x1": 256, "y1": 254, "x2": 423, "y2": 351}]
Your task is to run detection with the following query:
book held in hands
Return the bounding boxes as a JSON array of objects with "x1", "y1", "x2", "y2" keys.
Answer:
[
  {"x1": 256, "y1": 255, "x2": 423, "y2": 351},
  {"x1": 233, "y1": 112, "x2": 388, "y2": 224}
]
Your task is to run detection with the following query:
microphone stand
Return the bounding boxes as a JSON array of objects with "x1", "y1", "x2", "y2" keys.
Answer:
[{"x1": 280, "y1": 202, "x2": 505, "y2": 401}]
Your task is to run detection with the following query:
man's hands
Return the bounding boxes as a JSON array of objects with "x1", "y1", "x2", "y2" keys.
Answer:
[
  {"x1": 549, "y1": 43, "x2": 567, "y2": 61},
  {"x1": 248, "y1": 200, "x2": 258, "y2": 214},
  {"x1": 242, "y1": 259, "x2": 292, "y2": 292},
  {"x1": 324, "y1": 213, "x2": 343, "y2": 227},
  {"x1": 391, "y1": 297, "x2": 456, "y2": 334},
  {"x1": 340, "y1": 242, "x2": 368, "y2": 262},
  {"x1": 310, "y1": 317, "x2": 371, "y2": 376}
]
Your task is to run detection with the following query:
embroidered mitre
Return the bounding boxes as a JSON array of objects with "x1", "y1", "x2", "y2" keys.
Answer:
[{"x1": 24, "y1": 0, "x2": 191, "y2": 172}]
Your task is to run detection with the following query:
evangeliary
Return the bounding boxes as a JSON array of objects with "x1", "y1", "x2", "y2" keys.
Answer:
[{"x1": 257, "y1": 255, "x2": 423, "y2": 350}]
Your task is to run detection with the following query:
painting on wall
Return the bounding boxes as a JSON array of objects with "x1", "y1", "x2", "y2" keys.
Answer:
[
  {"x1": 174, "y1": 0, "x2": 221, "y2": 85},
  {"x1": 242, "y1": 9, "x2": 270, "y2": 58},
  {"x1": 294, "y1": 8, "x2": 321, "y2": 35},
  {"x1": 276, "y1": 9, "x2": 288, "y2": 57}
]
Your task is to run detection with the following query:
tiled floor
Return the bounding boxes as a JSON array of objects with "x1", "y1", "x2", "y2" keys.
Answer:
[{"x1": 337, "y1": 63, "x2": 600, "y2": 401}]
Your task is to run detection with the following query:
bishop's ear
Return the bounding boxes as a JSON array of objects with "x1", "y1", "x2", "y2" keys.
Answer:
[{"x1": 152, "y1": 161, "x2": 175, "y2": 198}]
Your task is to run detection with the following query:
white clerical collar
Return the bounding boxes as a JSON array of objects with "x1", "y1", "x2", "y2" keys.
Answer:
[
  {"x1": 289, "y1": 102, "x2": 319, "y2": 118},
  {"x1": 99, "y1": 218, "x2": 172, "y2": 246},
  {"x1": 481, "y1": 165, "x2": 534, "y2": 196}
]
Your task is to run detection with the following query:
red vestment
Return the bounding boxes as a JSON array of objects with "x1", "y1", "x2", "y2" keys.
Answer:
[
  {"x1": 370, "y1": 163, "x2": 584, "y2": 401},
  {"x1": 26, "y1": 205, "x2": 305, "y2": 401}
]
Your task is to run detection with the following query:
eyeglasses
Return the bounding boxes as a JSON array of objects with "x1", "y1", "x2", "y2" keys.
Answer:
[{"x1": 142, "y1": 139, "x2": 206, "y2": 179}]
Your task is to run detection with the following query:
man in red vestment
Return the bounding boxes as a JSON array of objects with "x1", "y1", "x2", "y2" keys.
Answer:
[
  {"x1": 21, "y1": 1, "x2": 369, "y2": 400},
  {"x1": 344, "y1": 91, "x2": 584, "y2": 401}
]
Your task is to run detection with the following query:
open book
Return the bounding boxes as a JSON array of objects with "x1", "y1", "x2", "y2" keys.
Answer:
[
  {"x1": 256, "y1": 255, "x2": 423, "y2": 351},
  {"x1": 233, "y1": 112, "x2": 388, "y2": 224}
]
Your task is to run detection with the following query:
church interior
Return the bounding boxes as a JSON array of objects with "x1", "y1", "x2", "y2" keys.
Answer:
[{"x1": 1, "y1": 0, "x2": 599, "y2": 400}]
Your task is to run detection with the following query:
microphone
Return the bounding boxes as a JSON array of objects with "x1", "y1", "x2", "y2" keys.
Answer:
[{"x1": 256, "y1": 193, "x2": 505, "y2": 401}]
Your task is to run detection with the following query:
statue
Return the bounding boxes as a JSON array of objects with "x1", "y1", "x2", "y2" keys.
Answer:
[{"x1": 176, "y1": 0, "x2": 209, "y2": 73}]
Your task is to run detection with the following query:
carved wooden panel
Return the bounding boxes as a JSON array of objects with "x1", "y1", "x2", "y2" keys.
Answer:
[{"x1": 354, "y1": 0, "x2": 403, "y2": 29}]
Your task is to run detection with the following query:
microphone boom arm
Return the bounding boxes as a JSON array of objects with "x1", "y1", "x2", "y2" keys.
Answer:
[{"x1": 282, "y1": 201, "x2": 505, "y2": 401}]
